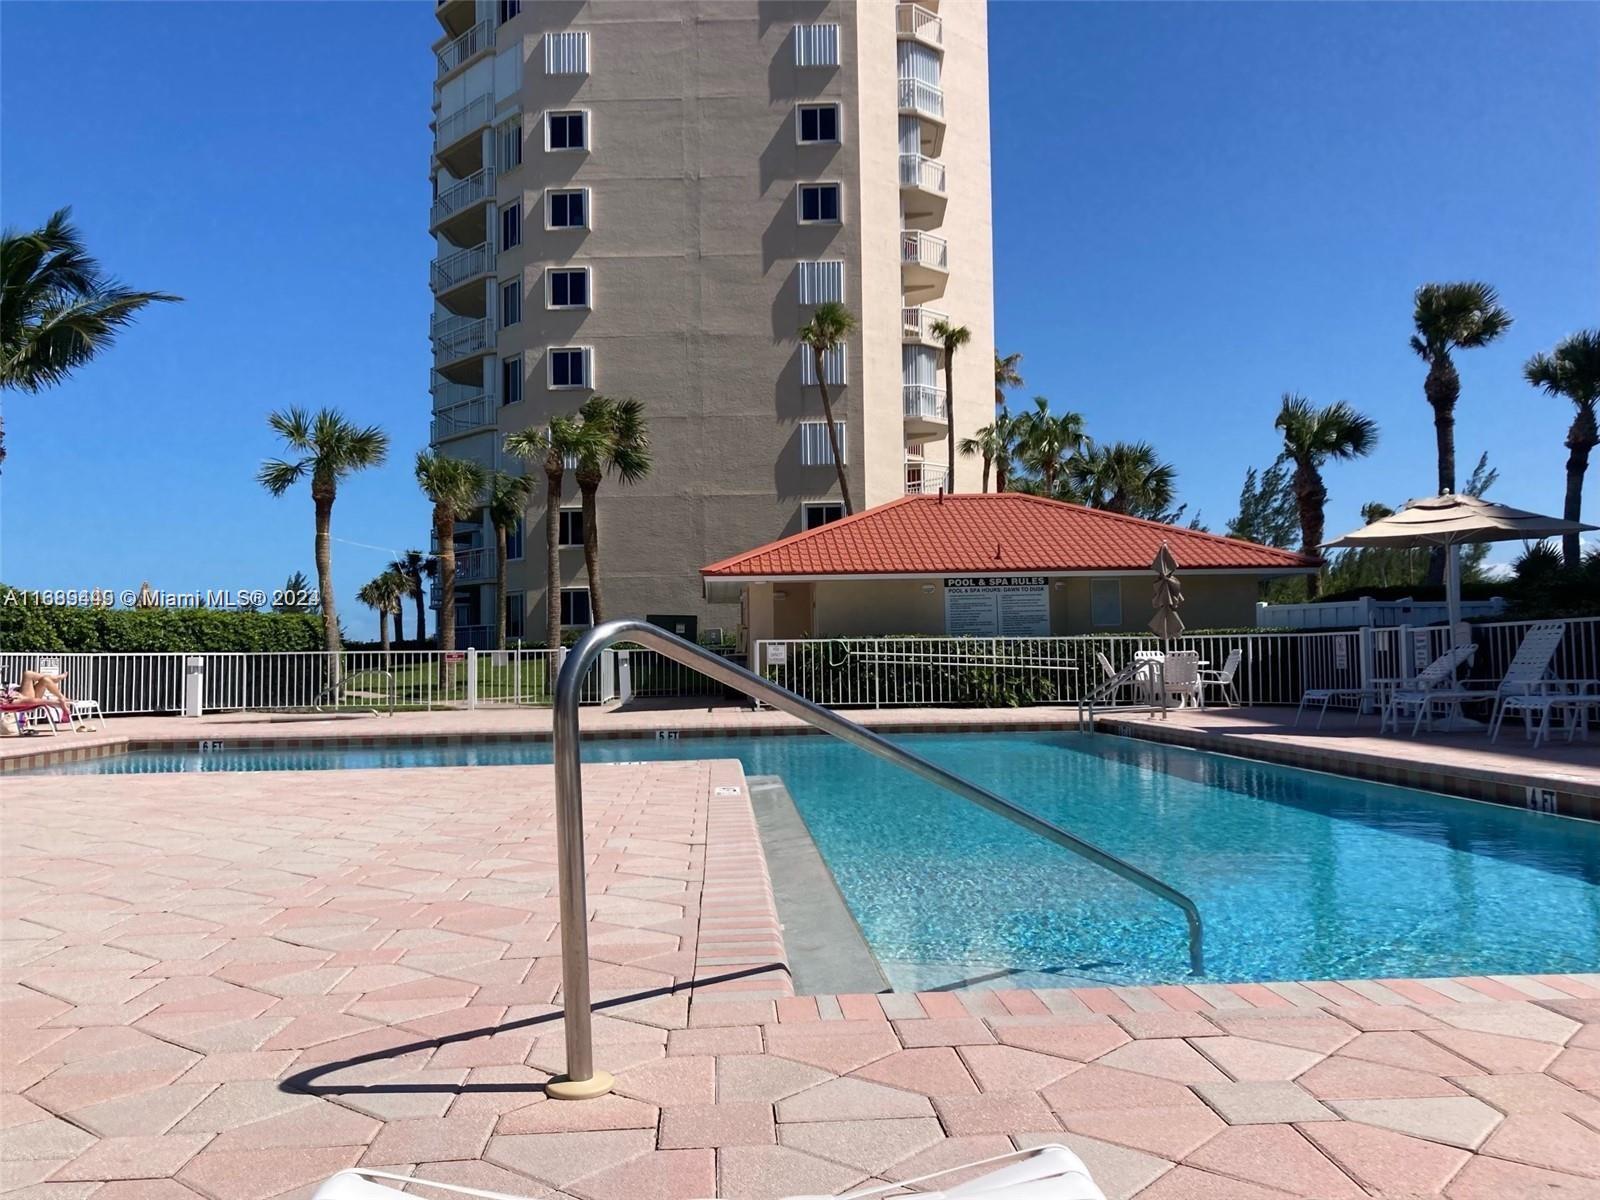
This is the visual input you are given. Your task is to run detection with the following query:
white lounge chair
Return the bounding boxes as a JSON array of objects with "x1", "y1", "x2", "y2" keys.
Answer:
[
  {"x1": 1377, "y1": 642, "x2": 1481, "y2": 734},
  {"x1": 36, "y1": 655, "x2": 104, "y2": 731},
  {"x1": 1396, "y1": 622, "x2": 1571, "y2": 738},
  {"x1": 314, "y1": 1143, "x2": 1106, "y2": 1200},
  {"x1": 1199, "y1": 648, "x2": 1242, "y2": 708}
]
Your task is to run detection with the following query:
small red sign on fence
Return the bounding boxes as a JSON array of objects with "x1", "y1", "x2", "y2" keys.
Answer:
[{"x1": 444, "y1": 651, "x2": 466, "y2": 663}]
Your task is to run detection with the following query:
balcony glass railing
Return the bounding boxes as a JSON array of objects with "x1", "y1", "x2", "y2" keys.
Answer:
[
  {"x1": 903, "y1": 385, "x2": 948, "y2": 423},
  {"x1": 897, "y1": 77, "x2": 945, "y2": 120},
  {"x1": 905, "y1": 460, "x2": 949, "y2": 495},
  {"x1": 896, "y1": 4, "x2": 942, "y2": 46},
  {"x1": 430, "y1": 242, "x2": 491, "y2": 293},
  {"x1": 437, "y1": 18, "x2": 492, "y2": 77},
  {"x1": 431, "y1": 167, "x2": 494, "y2": 227},
  {"x1": 435, "y1": 93, "x2": 493, "y2": 150},
  {"x1": 901, "y1": 230, "x2": 949, "y2": 272},
  {"x1": 899, "y1": 153, "x2": 947, "y2": 194},
  {"x1": 430, "y1": 314, "x2": 493, "y2": 362},
  {"x1": 430, "y1": 395, "x2": 492, "y2": 443}
]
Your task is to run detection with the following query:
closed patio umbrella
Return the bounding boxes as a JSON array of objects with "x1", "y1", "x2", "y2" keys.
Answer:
[
  {"x1": 1322, "y1": 493, "x2": 1594, "y2": 649},
  {"x1": 1148, "y1": 542, "x2": 1185, "y2": 647}
]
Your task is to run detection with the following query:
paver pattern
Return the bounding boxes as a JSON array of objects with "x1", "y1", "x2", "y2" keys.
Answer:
[{"x1": 5, "y1": 763, "x2": 1600, "y2": 1199}]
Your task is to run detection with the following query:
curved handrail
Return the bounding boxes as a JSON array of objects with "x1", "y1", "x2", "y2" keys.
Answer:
[
  {"x1": 313, "y1": 667, "x2": 396, "y2": 717},
  {"x1": 549, "y1": 619, "x2": 1205, "y2": 1098}
]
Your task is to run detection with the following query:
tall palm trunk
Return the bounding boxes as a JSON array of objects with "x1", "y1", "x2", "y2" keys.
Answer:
[
  {"x1": 494, "y1": 524, "x2": 509, "y2": 649},
  {"x1": 311, "y1": 480, "x2": 341, "y2": 685},
  {"x1": 1424, "y1": 355, "x2": 1460, "y2": 585},
  {"x1": 813, "y1": 347, "x2": 854, "y2": 513},
  {"x1": 545, "y1": 458, "x2": 564, "y2": 652},
  {"x1": 1564, "y1": 410, "x2": 1596, "y2": 567},
  {"x1": 377, "y1": 610, "x2": 390, "y2": 653},
  {"x1": 577, "y1": 469, "x2": 605, "y2": 623},
  {"x1": 980, "y1": 454, "x2": 992, "y2": 493},
  {"x1": 996, "y1": 458, "x2": 1008, "y2": 493},
  {"x1": 943, "y1": 353, "x2": 956, "y2": 493},
  {"x1": 434, "y1": 510, "x2": 458, "y2": 691},
  {"x1": 392, "y1": 602, "x2": 405, "y2": 647},
  {"x1": 413, "y1": 588, "x2": 427, "y2": 648},
  {"x1": 1292, "y1": 462, "x2": 1328, "y2": 600}
]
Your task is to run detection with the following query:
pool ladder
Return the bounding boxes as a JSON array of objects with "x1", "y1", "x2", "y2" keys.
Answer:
[{"x1": 544, "y1": 620, "x2": 1205, "y2": 1100}]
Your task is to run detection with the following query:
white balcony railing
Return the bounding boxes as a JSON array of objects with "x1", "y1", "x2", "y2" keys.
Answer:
[
  {"x1": 899, "y1": 153, "x2": 947, "y2": 194},
  {"x1": 435, "y1": 93, "x2": 493, "y2": 150},
  {"x1": 901, "y1": 230, "x2": 949, "y2": 272},
  {"x1": 431, "y1": 395, "x2": 492, "y2": 443},
  {"x1": 896, "y1": 4, "x2": 943, "y2": 46},
  {"x1": 431, "y1": 167, "x2": 494, "y2": 226},
  {"x1": 431, "y1": 375, "x2": 482, "y2": 408},
  {"x1": 905, "y1": 460, "x2": 949, "y2": 495},
  {"x1": 897, "y1": 77, "x2": 945, "y2": 120},
  {"x1": 455, "y1": 547, "x2": 494, "y2": 583},
  {"x1": 431, "y1": 314, "x2": 493, "y2": 362},
  {"x1": 902, "y1": 305, "x2": 950, "y2": 342},
  {"x1": 437, "y1": 18, "x2": 492, "y2": 77},
  {"x1": 903, "y1": 385, "x2": 948, "y2": 423},
  {"x1": 430, "y1": 242, "x2": 491, "y2": 293}
]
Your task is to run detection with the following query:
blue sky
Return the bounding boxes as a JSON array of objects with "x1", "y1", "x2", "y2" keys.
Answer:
[{"x1": 3, "y1": 2, "x2": 1596, "y2": 637}]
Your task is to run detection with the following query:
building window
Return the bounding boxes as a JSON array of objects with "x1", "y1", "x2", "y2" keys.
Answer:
[
  {"x1": 804, "y1": 502, "x2": 845, "y2": 530},
  {"x1": 506, "y1": 591, "x2": 525, "y2": 641},
  {"x1": 505, "y1": 517, "x2": 524, "y2": 561},
  {"x1": 500, "y1": 355, "x2": 522, "y2": 406},
  {"x1": 544, "y1": 30, "x2": 589, "y2": 75},
  {"x1": 497, "y1": 117, "x2": 522, "y2": 171},
  {"x1": 500, "y1": 201, "x2": 521, "y2": 250},
  {"x1": 1091, "y1": 579, "x2": 1123, "y2": 628},
  {"x1": 548, "y1": 346, "x2": 591, "y2": 389},
  {"x1": 793, "y1": 23, "x2": 839, "y2": 67},
  {"x1": 800, "y1": 343, "x2": 848, "y2": 386},
  {"x1": 799, "y1": 420, "x2": 847, "y2": 466},
  {"x1": 561, "y1": 587, "x2": 592, "y2": 628},
  {"x1": 498, "y1": 0, "x2": 520, "y2": 25},
  {"x1": 797, "y1": 260, "x2": 845, "y2": 305},
  {"x1": 547, "y1": 188, "x2": 588, "y2": 229},
  {"x1": 559, "y1": 508, "x2": 584, "y2": 547},
  {"x1": 546, "y1": 110, "x2": 587, "y2": 151},
  {"x1": 798, "y1": 183, "x2": 841, "y2": 224},
  {"x1": 500, "y1": 278, "x2": 521, "y2": 328},
  {"x1": 797, "y1": 104, "x2": 840, "y2": 144},
  {"x1": 547, "y1": 267, "x2": 590, "y2": 309}
]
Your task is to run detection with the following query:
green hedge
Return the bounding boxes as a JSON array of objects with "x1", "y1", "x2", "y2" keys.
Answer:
[{"x1": 0, "y1": 602, "x2": 325, "y2": 652}]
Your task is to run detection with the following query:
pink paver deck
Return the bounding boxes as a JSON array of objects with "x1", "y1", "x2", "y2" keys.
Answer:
[{"x1": 4, "y1": 762, "x2": 1600, "y2": 1199}]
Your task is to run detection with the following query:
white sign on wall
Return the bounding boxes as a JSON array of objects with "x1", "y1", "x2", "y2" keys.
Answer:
[{"x1": 943, "y1": 577, "x2": 1051, "y2": 638}]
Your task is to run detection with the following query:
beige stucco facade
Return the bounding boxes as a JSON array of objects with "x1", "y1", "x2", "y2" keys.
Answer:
[
  {"x1": 741, "y1": 573, "x2": 1271, "y2": 642},
  {"x1": 428, "y1": 0, "x2": 995, "y2": 645}
]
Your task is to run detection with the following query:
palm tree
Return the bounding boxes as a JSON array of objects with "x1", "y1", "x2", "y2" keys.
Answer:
[
  {"x1": 1068, "y1": 440, "x2": 1178, "y2": 518},
  {"x1": 798, "y1": 302, "x2": 856, "y2": 513},
  {"x1": 506, "y1": 416, "x2": 598, "y2": 650},
  {"x1": 414, "y1": 451, "x2": 488, "y2": 656},
  {"x1": 258, "y1": 408, "x2": 389, "y2": 665},
  {"x1": 1524, "y1": 329, "x2": 1600, "y2": 566},
  {"x1": 274, "y1": 570, "x2": 318, "y2": 614},
  {"x1": 932, "y1": 320, "x2": 971, "y2": 493},
  {"x1": 573, "y1": 395, "x2": 653, "y2": 623},
  {"x1": 389, "y1": 550, "x2": 433, "y2": 647},
  {"x1": 1016, "y1": 396, "x2": 1085, "y2": 496},
  {"x1": 1274, "y1": 393, "x2": 1379, "y2": 598},
  {"x1": 994, "y1": 350, "x2": 1023, "y2": 409},
  {"x1": 357, "y1": 571, "x2": 404, "y2": 653},
  {"x1": 485, "y1": 469, "x2": 534, "y2": 648},
  {"x1": 959, "y1": 409, "x2": 1020, "y2": 494},
  {"x1": 1411, "y1": 281, "x2": 1511, "y2": 580},
  {"x1": 1, "y1": 207, "x2": 180, "y2": 467}
]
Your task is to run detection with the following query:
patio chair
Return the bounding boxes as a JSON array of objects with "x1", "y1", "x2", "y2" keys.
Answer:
[
  {"x1": 1, "y1": 697, "x2": 63, "y2": 736},
  {"x1": 1093, "y1": 651, "x2": 1138, "y2": 706},
  {"x1": 1198, "y1": 648, "x2": 1242, "y2": 708},
  {"x1": 1156, "y1": 650, "x2": 1204, "y2": 709},
  {"x1": 1380, "y1": 640, "x2": 1493, "y2": 735},
  {"x1": 1392, "y1": 621, "x2": 1571, "y2": 738},
  {"x1": 37, "y1": 655, "x2": 104, "y2": 731},
  {"x1": 313, "y1": 1143, "x2": 1106, "y2": 1200}
]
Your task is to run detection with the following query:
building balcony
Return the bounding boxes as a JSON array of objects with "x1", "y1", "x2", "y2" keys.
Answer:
[
  {"x1": 903, "y1": 384, "x2": 948, "y2": 438},
  {"x1": 430, "y1": 167, "x2": 493, "y2": 242},
  {"x1": 427, "y1": 548, "x2": 494, "y2": 607},
  {"x1": 430, "y1": 242, "x2": 492, "y2": 314},
  {"x1": 905, "y1": 459, "x2": 949, "y2": 495},
  {"x1": 433, "y1": 93, "x2": 492, "y2": 176},
  {"x1": 897, "y1": 77, "x2": 945, "y2": 125},
  {"x1": 435, "y1": 0, "x2": 475, "y2": 38},
  {"x1": 902, "y1": 305, "x2": 949, "y2": 344},
  {"x1": 900, "y1": 230, "x2": 949, "y2": 297},
  {"x1": 437, "y1": 18, "x2": 493, "y2": 79},
  {"x1": 431, "y1": 314, "x2": 494, "y2": 382},
  {"x1": 896, "y1": 4, "x2": 942, "y2": 48},
  {"x1": 431, "y1": 394, "x2": 494, "y2": 444},
  {"x1": 899, "y1": 153, "x2": 947, "y2": 229}
]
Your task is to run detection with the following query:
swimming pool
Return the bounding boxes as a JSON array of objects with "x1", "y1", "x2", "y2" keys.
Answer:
[{"x1": 35, "y1": 732, "x2": 1600, "y2": 988}]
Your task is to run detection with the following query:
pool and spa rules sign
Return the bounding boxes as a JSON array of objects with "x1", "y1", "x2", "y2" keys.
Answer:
[{"x1": 943, "y1": 576, "x2": 1051, "y2": 637}]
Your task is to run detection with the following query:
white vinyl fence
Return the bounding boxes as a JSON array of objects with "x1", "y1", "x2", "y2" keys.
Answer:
[{"x1": 0, "y1": 648, "x2": 617, "y2": 716}]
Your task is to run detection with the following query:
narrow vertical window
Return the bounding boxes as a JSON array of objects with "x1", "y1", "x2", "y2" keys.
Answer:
[
  {"x1": 500, "y1": 201, "x2": 521, "y2": 250},
  {"x1": 500, "y1": 355, "x2": 522, "y2": 406},
  {"x1": 500, "y1": 279, "x2": 521, "y2": 328}
]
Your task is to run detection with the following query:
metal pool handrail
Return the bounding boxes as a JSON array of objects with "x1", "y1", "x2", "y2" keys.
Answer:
[{"x1": 548, "y1": 620, "x2": 1205, "y2": 1099}]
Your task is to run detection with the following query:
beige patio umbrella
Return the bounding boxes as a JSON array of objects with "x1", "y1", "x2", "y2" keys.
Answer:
[
  {"x1": 1148, "y1": 542, "x2": 1185, "y2": 648},
  {"x1": 1322, "y1": 493, "x2": 1595, "y2": 648}
]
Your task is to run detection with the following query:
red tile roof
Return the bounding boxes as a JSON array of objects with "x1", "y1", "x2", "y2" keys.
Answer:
[{"x1": 702, "y1": 494, "x2": 1319, "y2": 578}]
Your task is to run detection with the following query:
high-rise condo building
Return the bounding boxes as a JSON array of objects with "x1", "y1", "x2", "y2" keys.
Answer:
[{"x1": 429, "y1": 0, "x2": 994, "y2": 645}]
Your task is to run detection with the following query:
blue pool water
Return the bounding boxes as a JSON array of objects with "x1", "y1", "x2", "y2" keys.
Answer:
[{"x1": 36, "y1": 733, "x2": 1600, "y2": 988}]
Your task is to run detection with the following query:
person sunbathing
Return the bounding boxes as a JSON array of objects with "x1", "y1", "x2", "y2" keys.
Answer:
[{"x1": 14, "y1": 670, "x2": 72, "y2": 710}]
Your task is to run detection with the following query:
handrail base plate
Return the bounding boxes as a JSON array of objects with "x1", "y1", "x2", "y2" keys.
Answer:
[{"x1": 546, "y1": 1070, "x2": 614, "y2": 1101}]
